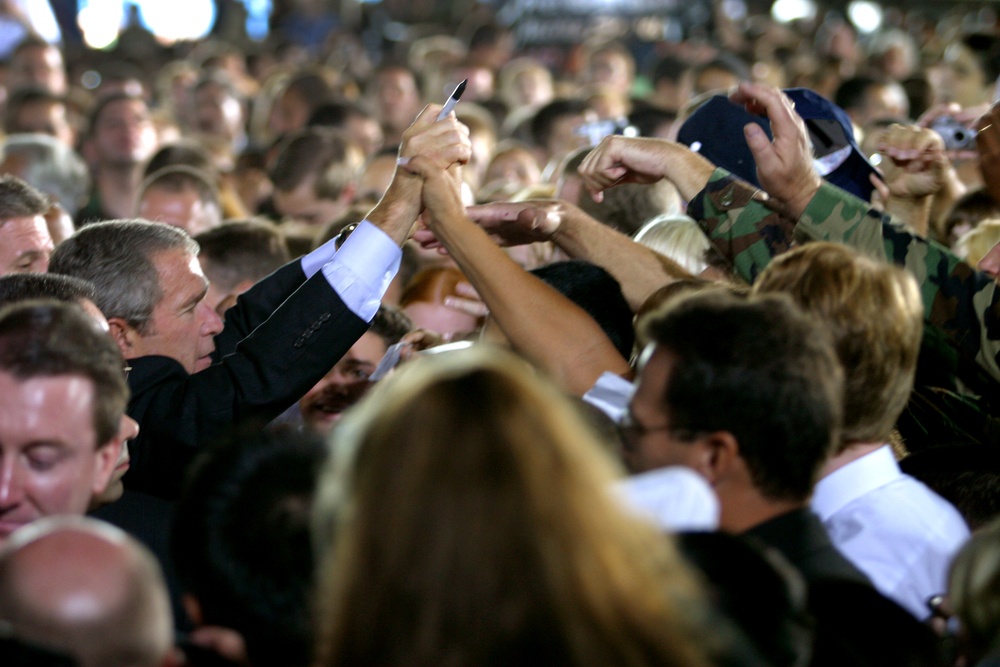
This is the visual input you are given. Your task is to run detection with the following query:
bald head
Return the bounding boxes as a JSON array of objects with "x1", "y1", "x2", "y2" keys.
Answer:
[{"x1": 0, "y1": 517, "x2": 173, "y2": 667}]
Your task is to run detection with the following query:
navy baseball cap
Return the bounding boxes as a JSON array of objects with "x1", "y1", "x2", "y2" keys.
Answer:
[{"x1": 676, "y1": 88, "x2": 879, "y2": 202}]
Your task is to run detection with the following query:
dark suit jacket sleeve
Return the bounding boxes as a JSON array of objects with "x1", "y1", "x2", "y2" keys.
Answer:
[
  {"x1": 125, "y1": 272, "x2": 369, "y2": 498},
  {"x1": 212, "y1": 261, "x2": 309, "y2": 360}
]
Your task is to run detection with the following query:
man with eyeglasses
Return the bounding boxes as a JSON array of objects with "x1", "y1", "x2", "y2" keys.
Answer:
[{"x1": 625, "y1": 290, "x2": 866, "y2": 585}]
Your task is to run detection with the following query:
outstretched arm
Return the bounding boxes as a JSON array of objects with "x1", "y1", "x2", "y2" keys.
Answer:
[
  {"x1": 404, "y1": 158, "x2": 631, "y2": 395},
  {"x1": 462, "y1": 200, "x2": 694, "y2": 310},
  {"x1": 578, "y1": 135, "x2": 717, "y2": 203}
]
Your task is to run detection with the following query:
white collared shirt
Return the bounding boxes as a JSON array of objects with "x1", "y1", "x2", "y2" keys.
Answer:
[
  {"x1": 812, "y1": 445, "x2": 969, "y2": 619},
  {"x1": 618, "y1": 466, "x2": 720, "y2": 532}
]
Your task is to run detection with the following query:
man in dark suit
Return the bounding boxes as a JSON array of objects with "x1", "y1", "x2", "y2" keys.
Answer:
[
  {"x1": 49, "y1": 104, "x2": 472, "y2": 500},
  {"x1": 626, "y1": 290, "x2": 867, "y2": 585}
]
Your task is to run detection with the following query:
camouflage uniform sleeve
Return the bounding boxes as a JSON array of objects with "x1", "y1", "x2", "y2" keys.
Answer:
[
  {"x1": 797, "y1": 181, "x2": 1000, "y2": 384},
  {"x1": 687, "y1": 168, "x2": 797, "y2": 284}
]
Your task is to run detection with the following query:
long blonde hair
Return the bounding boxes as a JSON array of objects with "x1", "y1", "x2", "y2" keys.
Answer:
[{"x1": 313, "y1": 347, "x2": 710, "y2": 667}]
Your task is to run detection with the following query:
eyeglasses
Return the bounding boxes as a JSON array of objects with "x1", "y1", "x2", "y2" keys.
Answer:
[
  {"x1": 617, "y1": 407, "x2": 703, "y2": 445},
  {"x1": 123, "y1": 364, "x2": 132, "y2": 382},
  {"x1": 618, "y1": 407, "x2": 673, "y2": 443}
]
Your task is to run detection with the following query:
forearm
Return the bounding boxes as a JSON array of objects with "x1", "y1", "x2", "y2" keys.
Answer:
[
  {"x1": 658, "y1": 141, "x2": 717, "y2": 202},
  {"x1": 365, "y1": 174, "x2": 422, "y2": 245},
  {"x1": 929, "y1": 168, "x2": 967, "y2": 235},
  {"x1": 884, "y1": 196, "x2": 933, "y2": 237},
  {"x1": 430, "y1": 207, "x2": 630, "y2": 394},
  {"x1": 687, "y1": 169, "x2": 796, "y2": 284},
  {"x1": 552, "y1": 206, "x2": 692, "y2": 310}
]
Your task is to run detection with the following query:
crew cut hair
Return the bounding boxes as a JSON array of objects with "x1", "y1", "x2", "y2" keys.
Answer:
[{"x1": 0, "y1": 174, "x2": 49, "y2": 220}]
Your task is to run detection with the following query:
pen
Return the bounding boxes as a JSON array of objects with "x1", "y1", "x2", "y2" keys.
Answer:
[{"x1": 436, "y1": 79, "x2": 468, "y2": 121}]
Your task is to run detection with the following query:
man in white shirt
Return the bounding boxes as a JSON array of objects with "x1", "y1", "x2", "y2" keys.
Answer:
[{"x1": 755, "y1": 241, "x2": 969, "y2": 619}]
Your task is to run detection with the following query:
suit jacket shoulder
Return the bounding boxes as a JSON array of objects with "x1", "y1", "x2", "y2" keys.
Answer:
[{"x1": 125, "y1": 272, "x2": 368, "y2": 498}]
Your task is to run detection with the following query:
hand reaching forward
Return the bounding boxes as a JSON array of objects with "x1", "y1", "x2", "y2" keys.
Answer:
[
  {"x1": 728, "y1": 82, "x2": 822, "y2": 219},
  {"x1": 412, "y1": 199, "x2": 569, "y2": 250},
  {"x1": 466, "y1": 200, "x2": 567, "y2": 245},
  {"x1": 578, "y1": 136, "x2": 671, "y2": 202}
]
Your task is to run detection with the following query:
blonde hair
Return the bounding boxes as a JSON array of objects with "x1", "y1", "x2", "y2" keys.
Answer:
[
  {"x1": 954, "y1": 218, "x2": 1000, "y2": 267},
  {"x1": 313, "y1": 347, "x2": 710, "y2": 667},
  {"x1": 754, "y1": 242, "x2": 923, "y2": 448},
  {"x1": 634, "y1": 214, "x2": 711, "y2": 275}
]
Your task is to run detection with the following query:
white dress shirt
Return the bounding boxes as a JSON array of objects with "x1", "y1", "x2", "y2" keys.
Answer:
[
  {"x1": 811, "y1": 445, "x2": 969, "y2": 619},
  {"x1": 304, "y1": 220, "x2": 401, "y2": 323},
  {"x1": 618, "y1": 466, "x2": 720, "y2": 532}
]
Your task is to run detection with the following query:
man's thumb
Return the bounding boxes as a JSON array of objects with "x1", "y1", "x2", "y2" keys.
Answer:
[{"x1": 743, "y1": 122, "x2": 770, "y2": 154}]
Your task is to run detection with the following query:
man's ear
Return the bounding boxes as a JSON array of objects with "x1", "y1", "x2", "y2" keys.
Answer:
[
  {"x1": 92, "y1": 435, "x2": 123, "y2": 498},
  {"x1": 91, "y1": 414, "x2": 136, "y2": 498},
  {"x1": 232, "y1": 279, "x2": 255, "y2": 296},
  {"x1": 696, "y1": 431, "x2": 740, "y2": 486},
  {"x1": 107, "y1": 317, "x2": 137, "y2": 358}
]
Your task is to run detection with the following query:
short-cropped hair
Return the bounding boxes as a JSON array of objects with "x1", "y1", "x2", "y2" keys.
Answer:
[
  {"x1": 140, "y1": 166, "x2": 221, "y2": 212},
  {"x1": 369, "y1": 304, "x2": 412, "y2": 346},
  {"x1": 143, "y1": 140, "x2": 216, "y2": 179},
  {"x1": 49, "y1": 220, "x2": 198, "y2": 333},
  {"x1": 0, "y1": 301, "x2": 127, "y2": 445},
  {"x1": 530, "y1": 98, "x2": 587, "y2": 150},
  {"x1": 269, "y1": 128, "x2": 363, "y2": 201},
  {"x1": 0, "y1": 174, "x2": 49, "y2": 220},
  {"x1": 576, "y1": 177, "x2": 680, "y2": 236},
  {"x1": 641, "y1": 291, "x2": 843, "y2": 502},
  {"x1": 754, "y1": 242, "x2": 923, "y2": 448},
  {"x1": 194, "y1": 219, "x2": 289, "y2": 292},
  {"x1": 530, "y1": 260, "x2": 635, "y2": 360},
  {"x1": 0, "y1": 273, "x2": 95, "y2": 310}
]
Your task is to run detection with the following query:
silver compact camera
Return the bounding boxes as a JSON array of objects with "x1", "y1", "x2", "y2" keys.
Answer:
[{"x1": 930, "y1": 116, "x2": 978, "y2": 151}]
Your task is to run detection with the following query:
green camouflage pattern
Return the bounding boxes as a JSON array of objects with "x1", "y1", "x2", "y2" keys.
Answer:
[
  {"x1": 689, "y1": 168, "x2": 1000, "y2": 388},
  {"x1": 689, "y1": 169, "x2": 1000, "y2": 449}
]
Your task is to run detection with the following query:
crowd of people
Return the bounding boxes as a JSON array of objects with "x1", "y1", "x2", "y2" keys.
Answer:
[{"x1": 4, "y1": 1, "x2": 1000, "y2": 665}]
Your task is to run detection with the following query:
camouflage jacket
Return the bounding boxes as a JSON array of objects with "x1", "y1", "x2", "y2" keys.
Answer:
[{"x1": 688, "y1": 168, "x2": 1000, "y2": 393}]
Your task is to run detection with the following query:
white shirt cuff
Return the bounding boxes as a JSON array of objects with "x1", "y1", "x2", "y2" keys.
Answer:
[
  {"x1": 300, "y1": 235, "x2": 340, "y2": 279},
  {"x1": 582, "y1": 371, "x2": 636, "y2": 423},
  {"x1": 320, "y1": 220, "x2": 401, "y2": 322}
]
